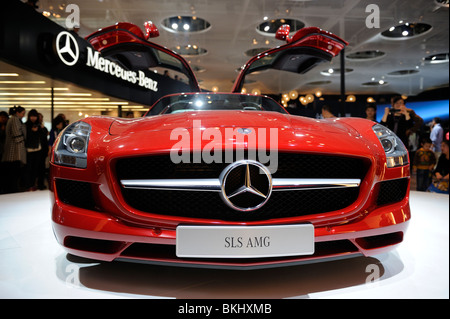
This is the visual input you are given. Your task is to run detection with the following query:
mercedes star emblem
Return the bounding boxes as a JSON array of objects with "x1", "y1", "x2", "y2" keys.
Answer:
[
  {"x1": 219, "y1": 160, "x2": 272, "y2": 211},
  {"x1": 237, "y1": 128, "x2": 252, "y2": 135},
  {"x1": 55, "y1": 31, "x2": 79, "y2": 66}
]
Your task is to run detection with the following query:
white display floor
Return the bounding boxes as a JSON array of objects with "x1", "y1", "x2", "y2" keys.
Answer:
[{"x1": 0, "y1": 190, "x2": 448, "y2": 299}]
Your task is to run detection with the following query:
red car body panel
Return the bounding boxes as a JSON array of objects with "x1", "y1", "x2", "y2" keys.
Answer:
[{"x1": 50, "y1": 23, "x2": 410, "y2": 269}]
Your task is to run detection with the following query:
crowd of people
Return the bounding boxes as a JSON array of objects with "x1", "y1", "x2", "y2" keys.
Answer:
[
  {"x1": 0, "y1": 106, "x2": 67, "y2": 194},
  {"x1": 366, "y1": 95, "x2": 449, "y2": 194}
]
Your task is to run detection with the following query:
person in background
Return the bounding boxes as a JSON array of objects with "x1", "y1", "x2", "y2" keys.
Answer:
[
  {"x1": 48, "y1": 115, "x2": 66, "y2": 149},
  {"x1": 1, "y1": 106, "x2": 27, "y2": 193},
  {"x1": 321, "y1": 105, "x2": 336, "y2": 119},
  {"x1": 430, "y1": 117, "x2": 444, "y2": 156},
  {"x1": 365, "y1": 103, "x2": 377, "y2": 122},
  {"x1": 413, "y1": 137, "x2": 436, "y2": 191},
  {"x1": 388, "y1": 96, "x2": 423, "y2": 157},
  {"x1": 380, "y1": 95, "x2": 413, "y2": 148},
  {"x1": 37, "y1": 112, "x2": 49, "y2": 190},
  {"x1": 24, "y1": 109, "x2": 43, "y2": 191},
  {"x1": 56, "y1": 113, "x2": 69, "y2": 127},
  {"x1": 25, "y1": 0, "x2": 39, "y2": 9},
  {"x1": 0, "y1": 111, "x2": 9, "y2": 194},
  {"x1": 0, "y1": 111, "x2": 8, "y2": 160},
  {"x1": 428, "y1": 139, "x2": 449, "y2": 194}
]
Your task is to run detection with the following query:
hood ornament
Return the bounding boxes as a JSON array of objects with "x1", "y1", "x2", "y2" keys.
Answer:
[{"x1": 237, "y1": 128, "x2": 252, "y2": 135}]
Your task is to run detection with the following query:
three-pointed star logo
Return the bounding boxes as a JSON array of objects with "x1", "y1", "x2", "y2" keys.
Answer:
[
  {"x1": 227, "y1": 164, "x2": 268, "y2": 200},
  {"x1": 220, "y1": 160, "x2": 273, "y2": 212},
  {"x1": 55, "y1": 31, "x2": 79, "y2": 66}
]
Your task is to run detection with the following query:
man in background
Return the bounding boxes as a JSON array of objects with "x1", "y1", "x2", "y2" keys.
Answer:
[{"x1": 430, "y1": 117, "x2": 444, "y2": 157}]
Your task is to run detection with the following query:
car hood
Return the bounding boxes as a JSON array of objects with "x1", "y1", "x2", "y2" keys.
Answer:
[
  {"x1": 102, "y1": 111, "x2": 376, "y2": 158},
  {"x1": 109, "y1": 111, "x2": 357, "y2": 135}
]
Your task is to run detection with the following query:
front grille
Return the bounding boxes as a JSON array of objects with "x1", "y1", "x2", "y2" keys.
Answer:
[
  {"x1": 115, "y1": 152, "x2": 367, "y2": 180},
  {"x1": 115, "y1": 153, "x2": 369, "y2": 221},
  {"x1": 121, "y1": 187, "x2": 360, "y2": 221}
]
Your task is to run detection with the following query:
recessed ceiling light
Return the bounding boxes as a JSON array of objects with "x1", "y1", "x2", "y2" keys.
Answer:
[
  {"x1": 171, "y1": 45, "x2": 207, "y2": 56},
  {"x1": 305, "y1": 80, "x2": 332, "y2": 85},
  {"x1": 381, "y1": 23, "x2": 432, "y2": 39},
  {"x1": 361, "y1": 81, "x2": 389, "y2": 87},
  {"x1": 320, "y1": 68, "x2": 353, "y2": 76},
  {"x1": 423, "y1": 53, "x2": 449, "y2": 64},
  {"x1": 387, "y1": 69, "x2": 420, "y2": 76},
  {"x1": 162, "y1": 16, "x2": 211, "y2": 33}
]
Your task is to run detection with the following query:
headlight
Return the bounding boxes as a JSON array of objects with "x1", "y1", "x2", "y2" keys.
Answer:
[
  {"x1": 372, "y1": 124, "x2": 409, "y2": 168},
  {"x1": 54, "y1": 121, "x2": 91, "y2": 168}
]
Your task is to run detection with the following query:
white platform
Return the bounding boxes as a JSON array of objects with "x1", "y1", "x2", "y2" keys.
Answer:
[{"x1": 0, "y1": 190, "x2": 448, "y2": 299}]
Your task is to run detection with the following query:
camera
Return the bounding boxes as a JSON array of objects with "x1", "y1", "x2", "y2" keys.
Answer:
[{"x1": 389, "y1": 108, "x2": 401, "y2": 114}]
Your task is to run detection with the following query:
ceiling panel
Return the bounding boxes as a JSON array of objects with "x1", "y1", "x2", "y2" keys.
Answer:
[{"x1": 8, "y1": 0, "x2": 450, "y2": 96}]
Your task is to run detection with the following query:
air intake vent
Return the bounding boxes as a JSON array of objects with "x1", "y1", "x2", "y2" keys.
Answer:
[
  {"x1": 376, "y1": 178, "x2": 409, "y2": 206},
  {"x1": 55, "y1": 179, "x2": 96, "y2": 210}
]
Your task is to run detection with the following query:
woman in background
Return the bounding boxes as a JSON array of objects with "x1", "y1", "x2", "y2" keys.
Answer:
[
  {"x1": 1, "y1": 106, "x2": 26, "y2": 193},
  {"x1": 428, "y1": 140, "x2": 449, "y2": 194},
  {"x1": 24, "y1": 109, "x2": 43, "y2": 191},
  {"x1": 0, "y1": 111, "x2": 9, "y2": 193}
]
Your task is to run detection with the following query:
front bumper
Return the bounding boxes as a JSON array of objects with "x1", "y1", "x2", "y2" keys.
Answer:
[{"x1": 52, "y1": 196, "x2": 410, "y2": 269}]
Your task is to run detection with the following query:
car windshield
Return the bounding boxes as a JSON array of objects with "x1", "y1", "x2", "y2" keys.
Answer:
[{"x1": 146, "y1": 93, "x2": 287, "y2": 116}]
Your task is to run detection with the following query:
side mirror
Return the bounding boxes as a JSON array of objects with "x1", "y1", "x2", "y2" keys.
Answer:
[
  {"x1": 144, "y1": 21, "x2": 159, "y2": 39},
  {"x1": 275, "y1": 24, "x2": 292, "y2": 43}
]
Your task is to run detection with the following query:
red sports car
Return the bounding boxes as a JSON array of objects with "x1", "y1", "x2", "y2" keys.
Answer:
[{"x1": 50, "y1": 22, "x2": 410, "y2": 269}]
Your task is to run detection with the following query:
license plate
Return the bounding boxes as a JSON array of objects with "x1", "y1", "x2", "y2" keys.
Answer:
[{"x1": 176, "y1": 224, "x2": 314, "y2": 258}]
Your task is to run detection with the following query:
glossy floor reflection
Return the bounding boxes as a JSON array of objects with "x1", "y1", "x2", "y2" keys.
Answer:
[{"x1": 0, "y1": 190, "x2": 448, "y2": 299}]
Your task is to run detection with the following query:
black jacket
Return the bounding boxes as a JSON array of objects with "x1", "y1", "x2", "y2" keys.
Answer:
[{"x1": 380, "y1": 113, "x2": 413, "y2": 147}]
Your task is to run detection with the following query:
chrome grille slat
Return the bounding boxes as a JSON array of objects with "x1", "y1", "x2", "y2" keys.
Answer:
[
  {"x1": 121, "y1": 179, "x2": 222, "y2": 191},
  {"x1": 120, "y1": 178, "x2": 361, "y2": 191}
]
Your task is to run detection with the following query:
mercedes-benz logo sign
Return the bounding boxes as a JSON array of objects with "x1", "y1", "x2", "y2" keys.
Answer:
[
  {"x1": 219, "y1": 160, "x2": 272, "y2": 212},
  {"x1": 55, "y1": 31, "x2": 79, "y2": 66}
]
